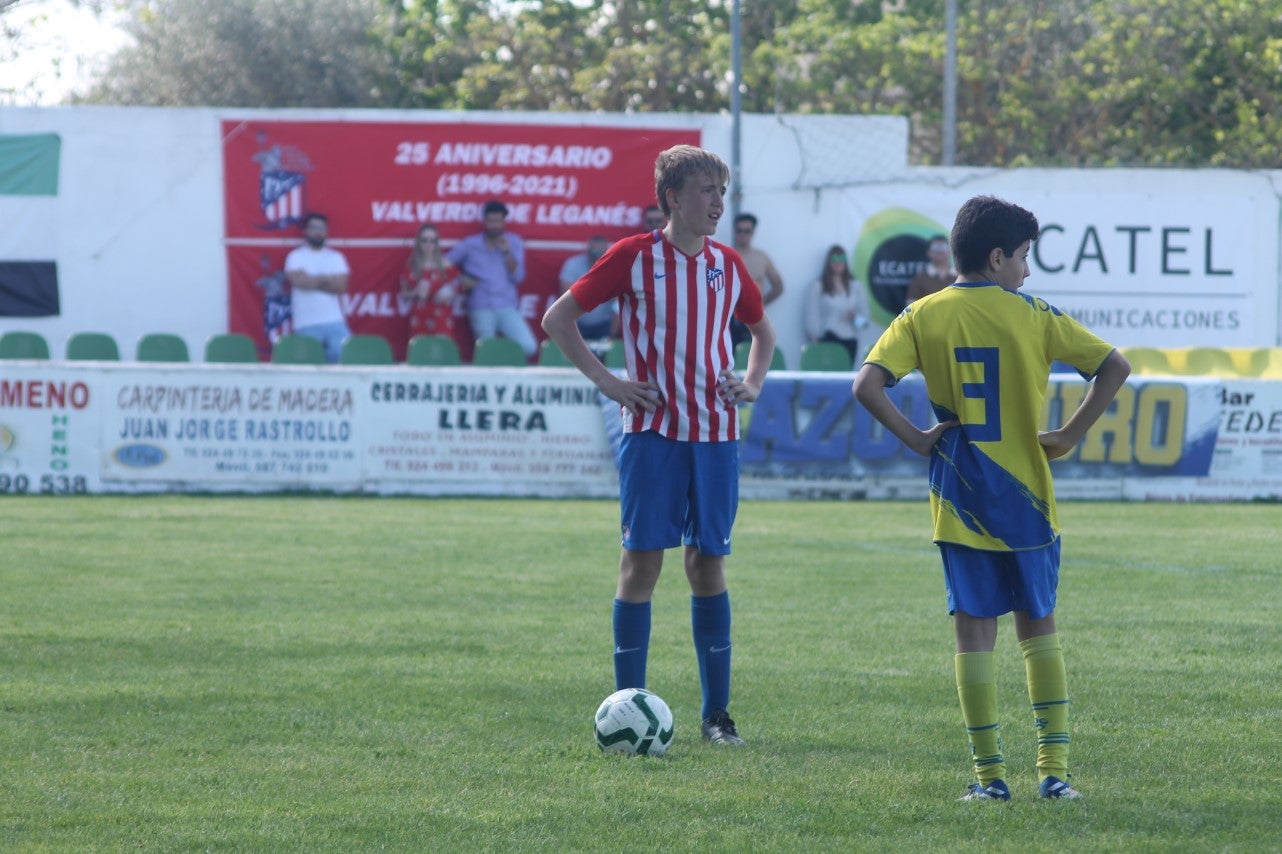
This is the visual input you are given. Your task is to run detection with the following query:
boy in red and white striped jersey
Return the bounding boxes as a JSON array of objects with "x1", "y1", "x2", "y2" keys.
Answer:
[{"x1": 543, "y1": 145, "x2": 777, "y2": 746}]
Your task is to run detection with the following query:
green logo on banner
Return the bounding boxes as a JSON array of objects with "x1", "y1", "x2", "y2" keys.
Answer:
[{"x1": 851, "y1": 207, "x2": 948, "y2": 325}]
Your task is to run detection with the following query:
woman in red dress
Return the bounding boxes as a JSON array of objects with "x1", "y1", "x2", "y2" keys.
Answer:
[{"x1": 400, "y1": 223, "x2": 461, "y2": 339}]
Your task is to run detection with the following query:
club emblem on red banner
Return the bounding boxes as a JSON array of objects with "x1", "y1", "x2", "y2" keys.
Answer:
[
  {"x1": 252, "y1": 132, "x2": 314, "y2": 230},
  {"x1": 255, "y1": 254, "x2": 292, "y2": 346}
]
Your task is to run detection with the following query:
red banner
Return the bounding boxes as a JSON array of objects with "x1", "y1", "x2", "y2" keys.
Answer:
[{"x1": 221, "y1": 120, "x2": 699, "y2": 360}]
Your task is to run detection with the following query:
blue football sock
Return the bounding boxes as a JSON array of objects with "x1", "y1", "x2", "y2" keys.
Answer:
[
  {"x1": 612, "y1": 599, "x2": 651, "y2": 691},
  {"x1": 692, "y1": 591, "x2": 732, "y2": 719}
]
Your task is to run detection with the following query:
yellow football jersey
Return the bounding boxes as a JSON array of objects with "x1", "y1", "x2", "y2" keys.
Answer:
[{"x1": 865, "y1": 282, "x2": 1116, "y2": 550}]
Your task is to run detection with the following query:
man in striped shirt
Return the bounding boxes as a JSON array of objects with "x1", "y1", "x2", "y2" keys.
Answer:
[{"x1": 543, "y1": 145, "x2": 777, "y2": 746}]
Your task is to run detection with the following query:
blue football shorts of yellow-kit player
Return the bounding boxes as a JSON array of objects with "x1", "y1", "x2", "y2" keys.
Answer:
[
  {"x1": 864, "y1": 281, "x2": 1115, "y2": 617},
  {"x1": 939, "y1": 538, "x2": 1061, "y2": 619},
  {"x1": 617, "y1": 430, "x2": 739, "y2": 556}
]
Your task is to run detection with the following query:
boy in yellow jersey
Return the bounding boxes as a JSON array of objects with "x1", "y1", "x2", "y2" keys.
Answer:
[{"x1": 852, "y1": 195, "x2": 1131, "y2": 802}]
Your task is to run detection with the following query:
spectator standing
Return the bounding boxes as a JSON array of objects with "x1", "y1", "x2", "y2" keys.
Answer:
[
  {"x1": 804, "y1": 244, "x2": 870, "y2": 367},
  {"x1": 284, "y1": 212, "x2": 350, "y2": 363},
  {"x1": 558, "y1": 235, "x2": 616, "y2": 341},
  {"x1": 400, "y1": 223, "x2": 460, "y2": 341},
  {"x1": 446, "y1": 199, "x2": 538, "y2": 359},
  {"x1": 907, "y1": 234, "x2": 955, "y2": 303},
  {"x1": 729, "y1": 213, "x2": 784, "y2": 347}
]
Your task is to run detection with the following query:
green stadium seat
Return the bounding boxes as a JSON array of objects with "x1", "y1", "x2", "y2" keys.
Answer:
[
  {"x1": 604, "y1": 338, "x2": 627, "y2": 370},
  {"x1": 136, "y1": 332, "x2": 190, "y2": 363},
  {"x1": 472, "y1": 336, "x2": 528, "y2": 367},
  {"x1": 799, "y1": 341, "x2": 853, "y2": 372},
  {"x1": 338, "y1": 334, "x2": 394, "y2": 365},
  {"x1": 734, "y1": 340, "x2": 787, "y2": 371},
  {"x1": 66, "y1": 332, "x2": 120, "y2": 361},
  {"x1": 538, "y1": 338, "x2": 575, "y2": 367},
  {"x1": 0, "y1": 330, "x2": 50, "y2": 359},
  {"x1": 204, "y1": 333, "x2": 260, "y2": 364},
  {"x1": 271, "y1": 334, "x2": 326, "y2": 365},
  {"x1": 406, "y1": 335, "x2": 461, "y2": 366}
]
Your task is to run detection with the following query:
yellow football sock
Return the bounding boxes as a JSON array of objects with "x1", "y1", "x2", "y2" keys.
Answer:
[
  {"x1": 1021, "y1": 633, "x2": 1070, "y2": 781},
  {"x1": 955, "y1": 652, "x2": 1005, "y2": 785}
]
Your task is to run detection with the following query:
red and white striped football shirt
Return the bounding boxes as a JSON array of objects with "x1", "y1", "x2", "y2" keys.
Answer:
[{"x1": 570, "y1": 230, "x2": 765, "y2": 442}]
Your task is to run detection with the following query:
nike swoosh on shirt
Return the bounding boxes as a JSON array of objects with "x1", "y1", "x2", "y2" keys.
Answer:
[{"x1": 654, "y1": 273, "x2": 666, "y2": 278}]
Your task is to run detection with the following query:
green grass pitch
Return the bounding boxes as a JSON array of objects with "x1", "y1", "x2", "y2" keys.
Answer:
[{"x1": 1, "y1": 496, "x2": 1279, "y2": 851}]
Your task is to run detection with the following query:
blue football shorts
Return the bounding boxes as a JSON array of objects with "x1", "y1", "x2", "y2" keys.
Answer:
[
  {"x1": 938, "y1": 538, "x2": 1062, "y2": 620},
  {"x1": 617, "y1": 430, "x2": 739, "y2": 556}
]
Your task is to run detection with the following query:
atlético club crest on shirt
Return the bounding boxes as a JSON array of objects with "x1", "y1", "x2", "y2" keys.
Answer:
[
  {"x1": 706, "y1": 267, "x2": 725, "y2": 292},
  {"x1": 251, "y1": 132, "x2": 315, "y2": 230}
]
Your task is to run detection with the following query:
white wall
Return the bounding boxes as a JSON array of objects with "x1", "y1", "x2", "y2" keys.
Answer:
[
  {"x1": 2, "y1": 106, "x2": 1280, "y2": 367},
  {"x1": 1, "y1": 107, "x2": 227, "y2": 357}
]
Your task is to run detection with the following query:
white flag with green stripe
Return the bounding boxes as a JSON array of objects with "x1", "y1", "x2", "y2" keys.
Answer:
[{"x1": 0, "y1": 133, "x2": 60, "y2": 316}]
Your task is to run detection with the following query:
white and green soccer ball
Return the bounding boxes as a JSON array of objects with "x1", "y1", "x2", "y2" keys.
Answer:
[{"x1": 594, "y1": 688, "x2": 674, "y2": 756}]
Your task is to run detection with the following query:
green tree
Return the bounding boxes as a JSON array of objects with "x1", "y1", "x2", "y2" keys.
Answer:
[
  {"x1": 382, "y1": 0, "x2": 512, "y2": 109},
  {"x1": 758, "y1": 0, "x2": 1282, "y2": 168},
  {"x1": 1, "y1": 0, "x2": 114, "y2": 104},
  {"x1": 46, "y1": 0, "x2": 1282, "y2": 169},
  {"x1": 1078, "y1": 0, "x2": 1282, "y2": 166},
  {"x1": 77, "y1": 0, "x2": 390, "y2": 107},
  {"x1": 386, "y1": 0, "x2": 733, "y2": 112}
]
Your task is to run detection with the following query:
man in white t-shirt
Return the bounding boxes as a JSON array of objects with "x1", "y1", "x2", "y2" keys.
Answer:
[{"x1": 284, "y1": 213, "x2": 350, "y2": 363}]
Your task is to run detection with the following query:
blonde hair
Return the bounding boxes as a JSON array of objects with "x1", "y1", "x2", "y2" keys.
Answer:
[{"x1": 654, "y1": 145, "x2": 730, "y2": 216}]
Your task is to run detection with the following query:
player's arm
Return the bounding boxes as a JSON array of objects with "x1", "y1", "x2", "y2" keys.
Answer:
[
  {"x1": 558, "y1": 261, "x2": 576, "y2": 295},
  {"x1": 542, "y1": 291, "x2": 661, "y2": 417},
  {"x1": 1038, "y1": 349, "x2": 1132, "y2": 460},
  {"x1": 853, "y1": 363, "x2": 957, "y2": 457},
  {"x1": 718, "y1": 258, "x2": 775, "y2": 403},
  {"x1": 718, "y1": 314, "x2": 776, "y2": 405}
]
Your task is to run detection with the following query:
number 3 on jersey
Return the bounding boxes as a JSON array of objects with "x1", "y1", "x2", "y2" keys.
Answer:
[{"x1": 955, "y1": 346, "x2": 1001, "y2": 441}]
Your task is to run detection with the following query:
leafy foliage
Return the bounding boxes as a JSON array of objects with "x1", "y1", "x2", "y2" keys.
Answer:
[
  {"x1": 54, "y1": 0, "x2": 1282, "y2": 167},
  {"x1": 75, "y1": 0, "x2": 390, "y2": 107}
]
